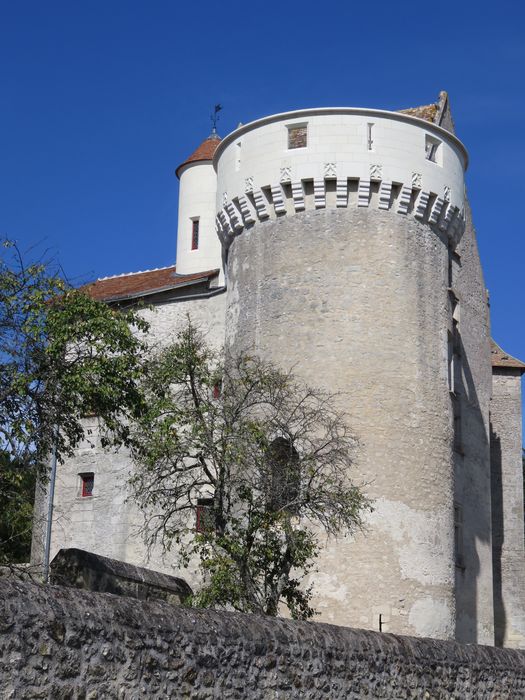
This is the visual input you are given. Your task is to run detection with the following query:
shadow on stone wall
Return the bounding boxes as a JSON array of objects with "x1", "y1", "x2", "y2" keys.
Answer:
[
  {"x1": 453, "y1": 333, "x2": 491, "y2": 645},
  {"x1": 490, "y1": 427, "x2": 506, "y2": 646}
]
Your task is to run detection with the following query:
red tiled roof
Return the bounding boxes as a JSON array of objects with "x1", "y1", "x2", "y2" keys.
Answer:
[
  {"x1": 176, "y1": 135, "x2": 221, "y2": 178},
  {"x1": 491, "y1": 339, "x2": 525, "y2": 373},
  {"x1": 81, "y1": 266, "x2": 219, "y2": 302}
]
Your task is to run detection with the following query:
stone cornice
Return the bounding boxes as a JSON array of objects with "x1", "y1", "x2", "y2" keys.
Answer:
[{"x1": 216, "y1": 174, "x2": 465, "y2": 249}]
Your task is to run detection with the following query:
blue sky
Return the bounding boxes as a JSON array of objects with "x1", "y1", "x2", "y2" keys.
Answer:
[{"x1": 1, "y1": 1, "x2": 523, "y2": 368}]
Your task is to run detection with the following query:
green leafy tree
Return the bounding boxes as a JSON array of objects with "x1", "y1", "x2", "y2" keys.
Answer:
[
  {"x1": 0, "y1": 241, "x2": 149, "y2": 565},
  {"x1": 130, "y1": 319, "x2": 371, "y2": 619},
  {"x1": 0, "y1": 452, "x2": 35, "y2": 563}
]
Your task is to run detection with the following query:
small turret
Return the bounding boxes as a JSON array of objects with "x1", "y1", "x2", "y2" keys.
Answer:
[{"x1": 175, "y1": 131, "x2": 222, "y2": 280}]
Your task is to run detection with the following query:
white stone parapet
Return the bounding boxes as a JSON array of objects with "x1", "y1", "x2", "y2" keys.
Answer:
[{"x1": 213, "y1": 108, "x2": 467, "y2": 248}]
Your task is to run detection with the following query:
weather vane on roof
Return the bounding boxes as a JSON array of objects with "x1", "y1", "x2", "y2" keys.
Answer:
[{"x1": 211, "y1": 104, "x2": 222, "y2": 135}]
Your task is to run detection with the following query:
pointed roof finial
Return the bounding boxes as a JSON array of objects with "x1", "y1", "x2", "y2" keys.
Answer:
[{"x1": 210, "y1": 104, "x2": 222, "y2": 138}]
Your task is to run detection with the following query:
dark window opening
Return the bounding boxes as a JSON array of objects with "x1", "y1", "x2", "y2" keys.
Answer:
[
  {"x1": 287, "y1": 125, "x2": 307, "y2": 150},
  {"x1": 80, "y1": 473, "x2": 94, "y2": 497},
  {"x1": 454, "y1": 504, "x2": 464, "y2": 567},
  {"x1": 267, "y1": 437, "x2": 300, "y2": 512},
  {"x1": 448, "y1": 332, "x2": 455, "y2": 394},
  {"x1": 191, "y1": 219, "x2": 200, "y2": 250},
  {"x1": 452, "y1": 395, "x2": 463, "y2": 455},
  {"x1": 196, "y1": 497, "x2": 214, "y2": 533}
]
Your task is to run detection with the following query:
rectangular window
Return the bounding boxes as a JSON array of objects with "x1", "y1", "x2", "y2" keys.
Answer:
[
  {"x1": 367, "y1": 123, "x2": 374, "y2": 151},
  {"x1": 80, "y1": 473, "x2": 94, "y2": 498},
  {"x1": 447, "y1": 248, "x2": 461, "y2": 290},
  {"x1": 454, "y1": 504, "x2": 464, "y2": 567},
  {"x1": 196, "y1": 497, "x2": 214, "y2": 533},
  {"x1": 448, "y1": 332, "x2": 455, "y2": 394},
  {"x1": 191, "y1": 219, "x2": 199, "y2": 250},
  {"x1": 235, "y1": 141, "x2": 242, "y2": 171},
  {"x1": 287, "y1": 124, "x2": 307, "y2": 150},
  {"x1": 425, "y1": 134, "x2": 442, "y2": 164},
  {"x1": 452, "y1": 395, "x2": 463, "y2": 454}
]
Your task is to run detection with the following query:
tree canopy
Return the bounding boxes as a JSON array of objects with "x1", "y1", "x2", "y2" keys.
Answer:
[
  {"x1": 0, "y1": 241, "x2": 149, "y2": 564},
  {"x1": 130, "y1": 319, "x2": 371, "y2": 619}
]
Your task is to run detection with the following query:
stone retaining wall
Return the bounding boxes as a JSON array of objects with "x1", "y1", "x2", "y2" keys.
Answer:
[{"x1": 1, "y1": 579, "x2": 525, "y2": 699}]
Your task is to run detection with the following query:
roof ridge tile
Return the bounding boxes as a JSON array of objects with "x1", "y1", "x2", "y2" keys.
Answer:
[{"x1": 97, "y1": 264, "x2": 176, "y2": 282}]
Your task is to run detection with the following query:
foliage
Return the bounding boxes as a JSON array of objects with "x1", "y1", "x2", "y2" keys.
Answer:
[
  {"x1": 0, "y1": 452, "x2": 35, "y2": 563},
  {"x1": 0, "y1": 240, "x2": 149, "y2": 564},
  {"x1": 130, "y1": 318, "x2": 371, "y2": 619}
]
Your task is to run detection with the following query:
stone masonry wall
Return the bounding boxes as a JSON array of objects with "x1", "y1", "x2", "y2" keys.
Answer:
[
  {"x1": 1, "y1": 579, "x2": 525, "y2": 699},
  {"x1": 31, "y1": 292, "x2": 226, "y2": 589},
  {"x1": 225, "y1": 207, "x2": 457, "y2": 639},
  {"x1": 490, "y1": 368, "x2": 525, "y2": 649}
]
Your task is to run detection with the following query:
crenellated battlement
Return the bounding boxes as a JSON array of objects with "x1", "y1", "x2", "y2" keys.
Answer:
[{"x1": 216, "y1": 172, "x2": 465, "y2": 249}]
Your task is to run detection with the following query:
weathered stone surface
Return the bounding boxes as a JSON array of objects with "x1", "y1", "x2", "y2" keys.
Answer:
[
  {"x1": 30, "y1": 292, "x2": 226, "y2": 592},
  {"x1": 490, "y1": 368, "x2": 525, "y2": 648},
  {"x1": 453, "y1": 201, "x2": 494, "y2": 645},
  {"x1": 29, "y1": 99, "x2": 525, "y2": 647},
  {"x1": 225, "y1": 207, "x2": 459, "y2": 639},
  {"x1": 1, "y1": 579, "x2": 525, "y2": 699},
  {"x1": 49, "y1": 548, "x2": 192, "y2": 605}
]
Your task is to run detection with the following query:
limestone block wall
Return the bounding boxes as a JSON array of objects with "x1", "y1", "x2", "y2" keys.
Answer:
[
  {"x1": 31, "y1": 293, "x2": 226, "y2": 586},
  {"x1": 490, "y1": 368, "x2": 525, "y2": 649},
  {"x1": 225, "y1": 206, "x2": 456, "y2": 639},
  {"x1": 2, "y1": 579, "x2": 525, "y2": 699}
]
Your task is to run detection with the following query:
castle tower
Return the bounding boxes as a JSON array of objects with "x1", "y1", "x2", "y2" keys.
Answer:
[
  {"x1": 215, "y1": 102, "x2": 496, "y2": 642},
  {"x1": 175, "y1": 131, "x2": 223, "y2": 281},
  {"x1": 31, "y1": 94, "x2": 525, "y2": 649}
]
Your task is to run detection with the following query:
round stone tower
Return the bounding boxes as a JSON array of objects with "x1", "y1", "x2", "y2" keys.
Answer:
[{"x1": 214, "y1": 108, "x2": 473, "y2": 639}]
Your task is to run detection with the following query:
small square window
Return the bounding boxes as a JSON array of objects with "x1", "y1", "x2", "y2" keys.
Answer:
[
  {"x1": 191, "y1": 219, "x2": 199, "y2": 250},
  {"x1": 287, "y1": 125, "x2": 307, "y2": 150},
  {"x1": 80, "y1": 473, "x2": 94, "y2": 498}
]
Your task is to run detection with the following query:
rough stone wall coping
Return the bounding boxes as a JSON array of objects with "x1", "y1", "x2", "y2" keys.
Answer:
[{"x1": 50, "y1": 547, "x2": 192, "y2": 600}]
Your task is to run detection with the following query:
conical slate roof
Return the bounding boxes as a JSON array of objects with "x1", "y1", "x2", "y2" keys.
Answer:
[{"x1": 176, "y1": 133, "x2": 221, "y2": 178}]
